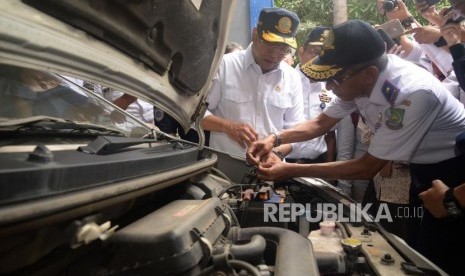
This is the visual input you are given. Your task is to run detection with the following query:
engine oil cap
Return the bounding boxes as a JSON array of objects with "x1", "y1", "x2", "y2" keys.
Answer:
[{"x1": 341, "y1": 238, "x2": 362, "y2": 250}]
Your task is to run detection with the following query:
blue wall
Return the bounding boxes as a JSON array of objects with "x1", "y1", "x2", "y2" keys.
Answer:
[
  {"x1": 228, "y1": 0, "x2": 273, "y2": 49},
  {"x1": 249, "y1": 0, "x2": 274, "y2": 34}
]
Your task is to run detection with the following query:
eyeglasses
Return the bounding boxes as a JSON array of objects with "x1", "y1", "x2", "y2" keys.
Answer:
[
  {"x1": 259, "y1": 39, "x2": 290, "y2": 54},
  {"x1": 304, "y1": 45, "x2": 322, "y2": 56},
  {"x1": 310, "y1": 46, "x2": 322, "y2": 56},
  {"x1": 329, "y1": 65, "x2": 368, "y2": 86}
]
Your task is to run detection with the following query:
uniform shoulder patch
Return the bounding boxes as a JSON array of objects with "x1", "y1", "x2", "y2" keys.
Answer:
[{"x1": 381, "y1": 79, "x2": 400, "y2": 106}]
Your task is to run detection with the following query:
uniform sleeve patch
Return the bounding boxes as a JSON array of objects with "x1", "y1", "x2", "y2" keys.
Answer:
[{"x1": 385, "y1": 107, "x2": 405, "y2": 130}]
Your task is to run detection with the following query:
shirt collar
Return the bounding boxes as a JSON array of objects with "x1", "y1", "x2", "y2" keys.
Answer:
[{"x1": 369, "y1": 66, "x2": 389, "y2": 106}]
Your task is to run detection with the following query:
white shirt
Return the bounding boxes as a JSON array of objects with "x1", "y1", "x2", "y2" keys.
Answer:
[
  {"x1": 442, "y1": 70, "x2": 465, "y2": 107},
  {"x1": 205, "y1": 44, "x2": 305, "y2": 156},
  {"x1": 287, "y1": 68, "x2": 335, "y2": 159},
  {"x1": 419, "y1": 43, "x2": 453, "y2": 77},
  {"x1": 104, "y1": 90, "x2": 154, "y2": 124},
  {"x1": 324, "y1": 55, "x2": 465, "y2": 164},
  {"x1": 402, "y1": 39, "x2": 433, "y2": 74}
]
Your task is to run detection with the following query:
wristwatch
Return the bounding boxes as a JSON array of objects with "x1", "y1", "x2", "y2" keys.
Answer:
[
  {"x1": 443, "y1": 188, "x2": 463, "y2": 218},
  {"x1": 270, "y1": 132, "x2": 281, "y2": 147},
  {"x1": 271, "y1": 148, "x2": 285, "y2": 161},
  {"x1": 400, "y1": 16, "x2": 414, "y2": 29},
  {"x1": 433, "y1": 36, "x2": 448, "y2": 48}
]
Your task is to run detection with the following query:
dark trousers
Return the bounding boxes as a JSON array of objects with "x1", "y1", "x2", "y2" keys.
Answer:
[
  {"x1": 285, "y1": 152, "x2": 327, "y2": 164},
  {"x1": 409, "y1": 154, "x2": 465, "y2": 276},
  {"x1": 286, "y1": 153, "x2": 338, "y2": 186}
]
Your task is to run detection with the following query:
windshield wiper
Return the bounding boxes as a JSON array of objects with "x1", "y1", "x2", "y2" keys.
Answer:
[
  {"x1": 0, "y1": 115, "x2": 67, "y2": 127},
  {"x1": 78, "y1": 135, "x2": 159, "y2": 155},
  {"x1": 0, "y1": 115, "x2": 125, "y2": 136}
]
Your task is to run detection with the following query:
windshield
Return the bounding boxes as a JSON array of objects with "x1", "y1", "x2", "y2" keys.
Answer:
[{"x1": 0, "y1": 64, "x2": 151, "y2": 138}]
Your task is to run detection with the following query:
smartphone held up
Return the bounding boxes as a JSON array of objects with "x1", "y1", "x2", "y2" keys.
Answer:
[
  {"x1": 375, "y1": 19, "x2": 405, "y2": 51},
  {"x1": 377, "y1": 19, "x2": 405, "y2": 39}
]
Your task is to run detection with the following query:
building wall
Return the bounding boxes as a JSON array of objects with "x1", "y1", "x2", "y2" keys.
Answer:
[{"x1": 227, "y1": 0, "x2": 273, "y2": 49}]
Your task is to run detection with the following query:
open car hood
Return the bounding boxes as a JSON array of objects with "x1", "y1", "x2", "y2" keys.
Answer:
[{"x1": 0, "y1": 0, "x2": 236, "y2": 131}]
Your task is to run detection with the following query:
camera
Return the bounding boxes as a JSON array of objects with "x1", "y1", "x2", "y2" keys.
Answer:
[{"x1": 383, "y1": 0, "x2": 397, "y2": 12}]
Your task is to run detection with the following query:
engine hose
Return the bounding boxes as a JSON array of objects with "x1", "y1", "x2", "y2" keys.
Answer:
[
  {"x1": 229, "y1": 234, "x2": 266, "y2": 264},
  {"x1": 229, "y1": 227, "x2": 319, "y2": 276},
  {"x1": 198, "y1": 259, "x2": 261, "y2": 276},
  {"x1": 335, "y1": 221, "x2": 349, "y2": 239},
  {"x1": 228, "y1": 259, "x2": 261, "y2": 276}
]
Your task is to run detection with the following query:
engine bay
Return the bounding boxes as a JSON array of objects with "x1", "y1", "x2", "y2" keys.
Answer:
[{"x1": 0, "y1": 140, "x2": 441, "y2": 276}]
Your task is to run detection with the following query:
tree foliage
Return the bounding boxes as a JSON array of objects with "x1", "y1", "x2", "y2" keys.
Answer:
[{"x1": 275, "y1": 0, "x2": 449, "y2": 46}]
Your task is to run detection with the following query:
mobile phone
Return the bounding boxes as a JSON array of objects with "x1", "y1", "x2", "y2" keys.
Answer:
[
  {"x1": 377, "y1": 19, "x2": 405, "y2": 39},
  {"x1": 377, "y1": 29, "x2": 397, "y2": 51}
]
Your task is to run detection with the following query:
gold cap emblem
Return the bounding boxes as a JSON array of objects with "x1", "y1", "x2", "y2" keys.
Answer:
[
  {"x1": 321, "y1": 29, "x2": 335, "y2": 56},
  {"x1": 276, "y1": 17, "x2": 292, "y2": 34}
]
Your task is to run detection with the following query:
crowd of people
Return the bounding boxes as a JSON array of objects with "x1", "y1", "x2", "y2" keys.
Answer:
[{"x1": 199, "y1": 1, "x2": 465, "y2": 275}]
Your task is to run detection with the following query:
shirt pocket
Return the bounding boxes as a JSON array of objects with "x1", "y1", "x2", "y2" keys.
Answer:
[
  {"x1": 223, "y1": 90, "x2": 253, "y2": 121},
  {"x1": 267, "y1": 92, "x2": 292, "y2": 110},
  {"x1": 223, "y1": 90, "x2": 252, "y2": 103}
]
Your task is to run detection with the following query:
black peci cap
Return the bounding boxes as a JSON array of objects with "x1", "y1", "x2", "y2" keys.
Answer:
[
  {"x1": 304, "y1": 26, "x2": 330, "y2": 46},
  {"x1": 257, "y1": 7, "x2": 300, "y2": 48},
  {"x1": 300, "y1": 20, "x2": 385, "y2": 81}
]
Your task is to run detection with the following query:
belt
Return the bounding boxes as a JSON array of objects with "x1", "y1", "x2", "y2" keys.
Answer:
[{"x1": 285, "y1": 152, "x2": 326, "y2": 164}]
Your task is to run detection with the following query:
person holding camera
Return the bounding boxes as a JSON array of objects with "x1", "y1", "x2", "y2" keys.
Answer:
[
  {"x1": 437, "y1": 0, "x2": 465, "y2": 92},
  {"x1": 380, "y1": 0, "x2": 451, "y2": 73},
  {"x1": 376, "y1": 1, "x2": 434, "y2": 66},
  {"x1": 410, "y1": 0, "x2": 465, "y2": 102},
  {"x1": 377, "y1": 0, "x2": 420, "y2": 28},
  {"x1": 246, "y1": 20, "x2": 465, "y2": 276},
  {"x1": 380, "y1": 0, "x2": 463, "y2": 97}
]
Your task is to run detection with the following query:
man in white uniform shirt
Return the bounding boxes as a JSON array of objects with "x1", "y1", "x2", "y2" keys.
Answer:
[
  {"x1": 247, "y1": 20, "x2": 465, "y2": 275},
  {"x1": 201, "y1": 8, "x2": 304, "y2": 157},
  {"x1": 286, "y1": 26, "x2": 337, "y2": 164}
]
